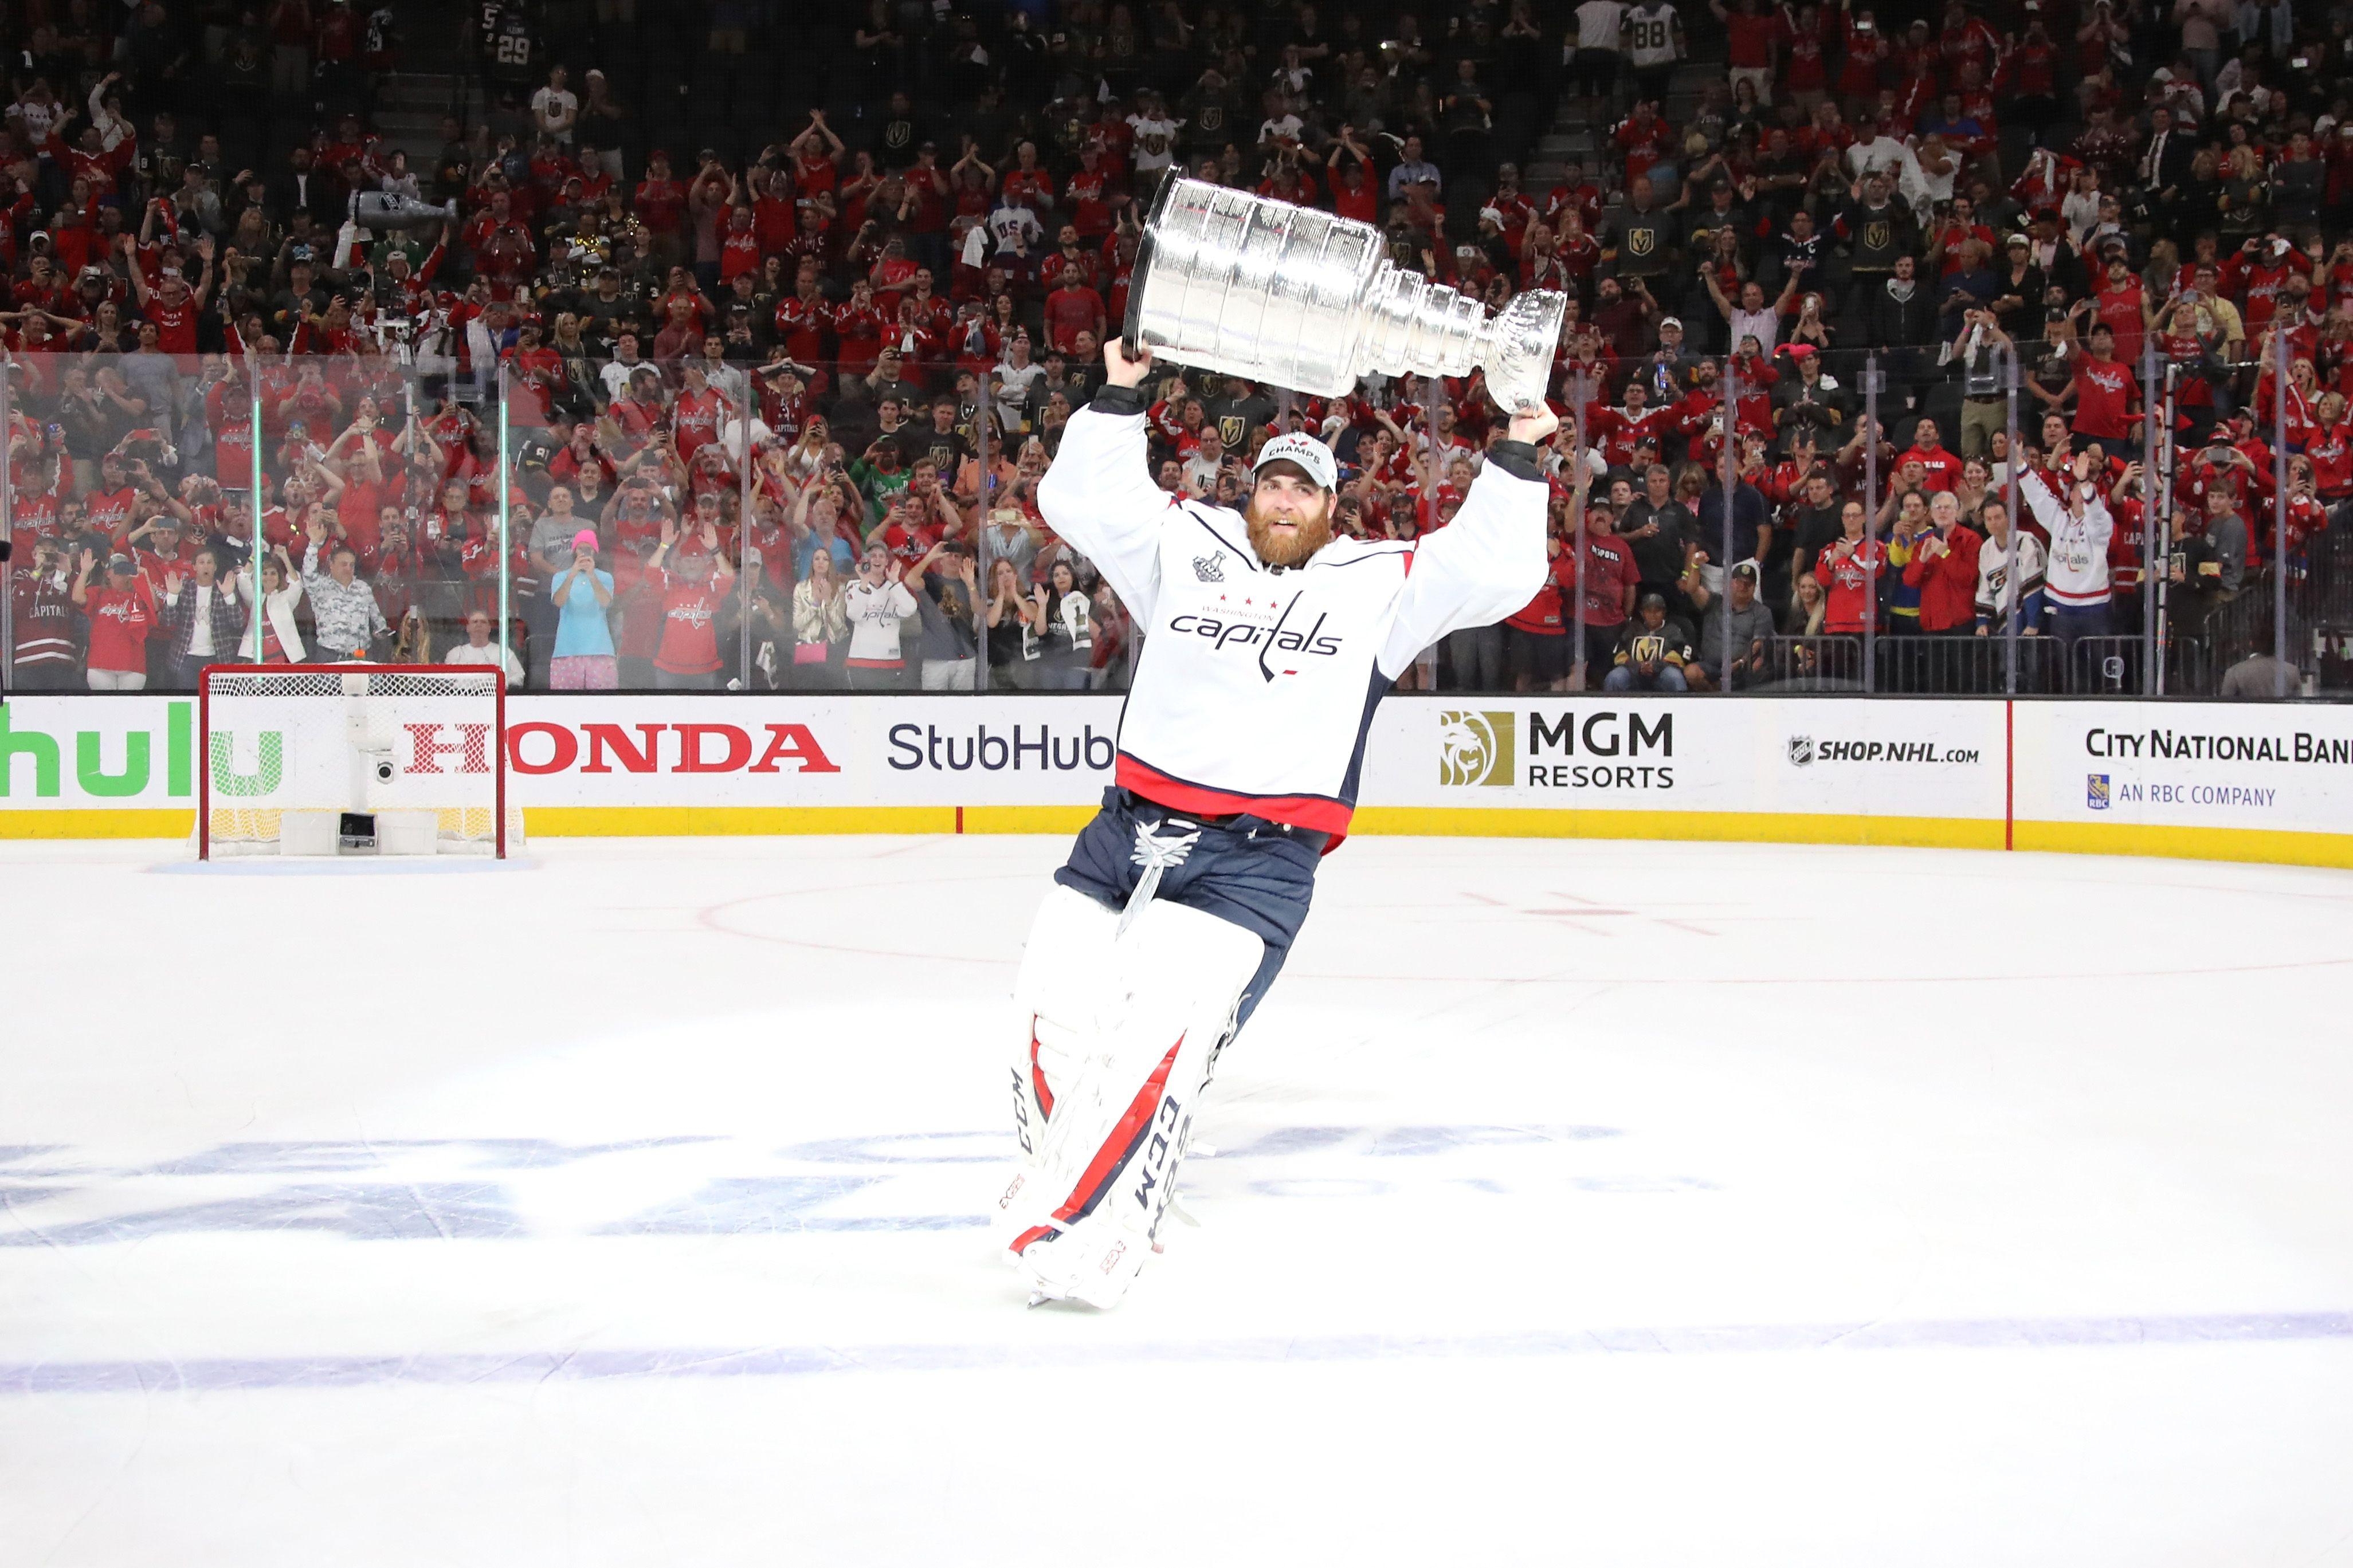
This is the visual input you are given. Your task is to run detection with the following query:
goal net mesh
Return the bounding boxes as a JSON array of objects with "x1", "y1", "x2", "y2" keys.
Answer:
[{"x1": 201, "y1": 667, "x2": 521, "y2": 856}]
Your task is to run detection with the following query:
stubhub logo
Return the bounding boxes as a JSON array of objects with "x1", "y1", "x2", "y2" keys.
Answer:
[{"x1": 888, "y1": 722, "x2": 1117, "y2": 772}]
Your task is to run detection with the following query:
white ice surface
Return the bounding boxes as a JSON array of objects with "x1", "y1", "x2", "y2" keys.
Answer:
[{"x1": 2, "y1": 835, "x2": 2351, "y2": 1567}]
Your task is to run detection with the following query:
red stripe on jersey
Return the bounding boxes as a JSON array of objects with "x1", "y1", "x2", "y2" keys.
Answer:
[{"x1": 1116, "y1": 756, "x2": 1355, "y2": 835}]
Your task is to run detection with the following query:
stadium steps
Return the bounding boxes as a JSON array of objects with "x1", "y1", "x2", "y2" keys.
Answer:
[
  {"x1": 374, "y1": 72, "x2": 483, "y2": 160},
  {"x1": 1526, "y1": 58, "x2": 1718, "y2": 192},
  {"x1": 369, "y1": 0, "x2": 479, "y2": 158}
]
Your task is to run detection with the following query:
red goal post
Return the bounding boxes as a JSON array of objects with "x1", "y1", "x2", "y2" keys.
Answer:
[{"x1": 196, "y1": 663, "x2": 517, "y2": 858}]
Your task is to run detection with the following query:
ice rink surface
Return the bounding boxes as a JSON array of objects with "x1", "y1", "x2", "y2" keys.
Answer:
[{"x1": 4, "y1": 832, "x2": 2352, "y2": 1566}]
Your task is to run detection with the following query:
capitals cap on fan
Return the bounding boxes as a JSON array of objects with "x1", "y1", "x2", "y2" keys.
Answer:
[{"x1": 1252, "y1": 433, "x2": 1338, "y2": 492}]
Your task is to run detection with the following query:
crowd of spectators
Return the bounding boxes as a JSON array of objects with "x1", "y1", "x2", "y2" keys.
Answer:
[{"x1": 2, "y1": 0, "x2": 2349, "y2": 697}]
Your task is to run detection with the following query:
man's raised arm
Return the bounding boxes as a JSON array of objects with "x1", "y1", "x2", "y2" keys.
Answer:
[
  {"x1": 1035, "y1": 340, "x2": 1174, "y2": 625},
  {"x1": 1379, "y1": 403, "x2": 1560, "y2": 678}
]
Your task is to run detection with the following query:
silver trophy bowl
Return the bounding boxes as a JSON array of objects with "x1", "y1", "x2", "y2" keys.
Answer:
[{"x1": 1121, "y1": 176, "x2": 1565, "y2": 412}]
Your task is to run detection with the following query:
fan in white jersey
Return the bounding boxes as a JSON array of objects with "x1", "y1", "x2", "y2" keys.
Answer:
[
  {"x1": 994, "y1": 340, "x2": 1558, "y2": 1307},
  {"x1": 1970, "y1": 493, "x2": 2048, "y2": 634},
  {"x1": 1622, "y1": 0, "x2": 1685, "y2": 103},
  {"x1": 2018, "y1": 451, "x2": 2119, "y2": 653},
  {"x1": 1571, "y1": 0, "x2": 1630, "y2": 113}
]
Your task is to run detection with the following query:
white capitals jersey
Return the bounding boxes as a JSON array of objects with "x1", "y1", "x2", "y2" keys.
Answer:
[
  {"x1": 2017, "y1": 467, "x2": 2115, "y2": 609},
  {"x1": 1037, "y1": 402, "x2": 1548, "y2": 837}
]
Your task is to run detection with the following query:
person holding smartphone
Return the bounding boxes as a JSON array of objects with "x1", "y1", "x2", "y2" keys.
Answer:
[
  {"x1": 546, "y1": 528, "x2": 617, "y2": 689},
  {"x1": 840, "y1": 541, "x2": 917, "y2": 690}
]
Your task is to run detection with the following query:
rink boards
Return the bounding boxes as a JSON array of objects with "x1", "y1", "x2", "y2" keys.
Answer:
[{"x1": 5, "y1": 694, "x2": 2353, "y2": 870}]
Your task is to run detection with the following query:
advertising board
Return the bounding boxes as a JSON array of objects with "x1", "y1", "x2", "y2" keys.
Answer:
[{"x1": 3, "y1": 694, "x2": 2346, "y2": 870}]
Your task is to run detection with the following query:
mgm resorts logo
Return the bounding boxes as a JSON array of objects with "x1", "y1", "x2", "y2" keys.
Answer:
[
  {"x1": 1440, "y1": 709, "x2": 1675, "y2": 788},
  {"x1": 1439, "y1": 710, "x2": 1515, "y2": 787}
]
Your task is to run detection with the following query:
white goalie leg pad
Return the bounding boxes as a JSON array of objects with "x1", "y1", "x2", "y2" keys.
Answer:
[
  {"x1": 1005, "y1": 898, "x2": 1265, "y2": 1308},
  {"x1": 992, "y1": 886, "x2": 1123, "y2": 1244}
]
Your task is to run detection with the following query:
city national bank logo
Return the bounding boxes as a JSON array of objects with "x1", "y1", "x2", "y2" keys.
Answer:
[
  {"x1": 1438, "y1": 710, "x2": 1514, "y2": 787},
  {"x1": 2087, "y1": 772, "x2": 2111, "y2": 810}
]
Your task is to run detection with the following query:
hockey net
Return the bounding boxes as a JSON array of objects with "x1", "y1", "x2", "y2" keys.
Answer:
[{"x1": 197, "y1": 665, "x2": 521, "y2": 858}]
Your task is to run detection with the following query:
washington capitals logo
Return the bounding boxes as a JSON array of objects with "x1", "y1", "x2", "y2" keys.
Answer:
[
  {"x1": 1193, "y1": 552, "x2": 1226, "y2": 583},
  {"x1": 1256, "y1": 591, "x2": 1321, "y2": 683},
  {"x1": 1166, "y1": 587, "x2": 1343, "y2": 681}
]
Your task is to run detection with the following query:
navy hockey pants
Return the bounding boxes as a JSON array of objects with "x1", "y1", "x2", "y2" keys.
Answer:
[{"x1": 1053, "y1": 787, "x2": 1325, "y2": 1036}]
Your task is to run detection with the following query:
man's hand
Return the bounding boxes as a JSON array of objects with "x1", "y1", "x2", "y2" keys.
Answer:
[
  {"x1": 1507, "y1": 403, "x2": 1560, "y2": 443},
  {"x1": 1103, "y1": 336, "x2": 1153, "y2": 388}
]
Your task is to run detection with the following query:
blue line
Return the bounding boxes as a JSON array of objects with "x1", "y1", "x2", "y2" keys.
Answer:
[{"x1": 6, "y1": 1311, "x2": 2347, "y2": 1396}]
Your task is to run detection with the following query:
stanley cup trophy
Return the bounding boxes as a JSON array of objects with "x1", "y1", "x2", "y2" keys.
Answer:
[{"x1": 1121, "y1": 176, "x2": 1567, "y2": 412}]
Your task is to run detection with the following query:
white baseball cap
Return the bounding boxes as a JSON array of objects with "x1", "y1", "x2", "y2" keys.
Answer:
[{"x1": 1252, "y1": 433, "x2": 1338, "y2": 490}]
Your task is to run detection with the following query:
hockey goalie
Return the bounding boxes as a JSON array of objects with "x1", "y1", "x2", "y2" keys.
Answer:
[{"x1": 996, "y1": 340, "x2": 1558, "y2": 1306}]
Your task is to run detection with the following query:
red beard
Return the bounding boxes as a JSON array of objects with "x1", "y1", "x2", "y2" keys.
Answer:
[{"x1": 1244, "y1": 493, "x2": 1335, "y2": 568}]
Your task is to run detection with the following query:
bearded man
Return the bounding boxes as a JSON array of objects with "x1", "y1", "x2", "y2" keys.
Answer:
[{"x1": 997, "y1": 339, "x2": 1558, "y2": 1306}]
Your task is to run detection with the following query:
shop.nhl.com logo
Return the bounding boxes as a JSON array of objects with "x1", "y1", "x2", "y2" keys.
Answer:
[
  {"x1": 1786, "y1": 735, "x2": 1815, "y2": 768},
  {"x1": 1438, "y1": 710, "x2": 1515, "y2": 787}
]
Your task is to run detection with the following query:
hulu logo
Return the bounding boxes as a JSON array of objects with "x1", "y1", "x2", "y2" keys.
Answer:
[
  {"x1": 207, "y1": 732, "x2": 285, "y2": 796},
  {"x1": 0, "y1": 701, "x2": 196, "y2": 798}
]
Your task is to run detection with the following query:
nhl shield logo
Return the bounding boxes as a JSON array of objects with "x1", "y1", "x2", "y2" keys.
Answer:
[
  {"x1": 1786, "y1": 735, "x2": 1815, "y2": 768},
  {"x1": 2087, "y1": 773, "x2": 2111, "y2": 809},
  {"x1": 1193, "y1": 552, "x2": 1226, "y2": 582}
]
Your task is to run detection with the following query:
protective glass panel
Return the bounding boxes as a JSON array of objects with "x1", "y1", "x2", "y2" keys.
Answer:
[{"x1": 1, "y1": 326, "x2": 2327, "y2": 702}]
